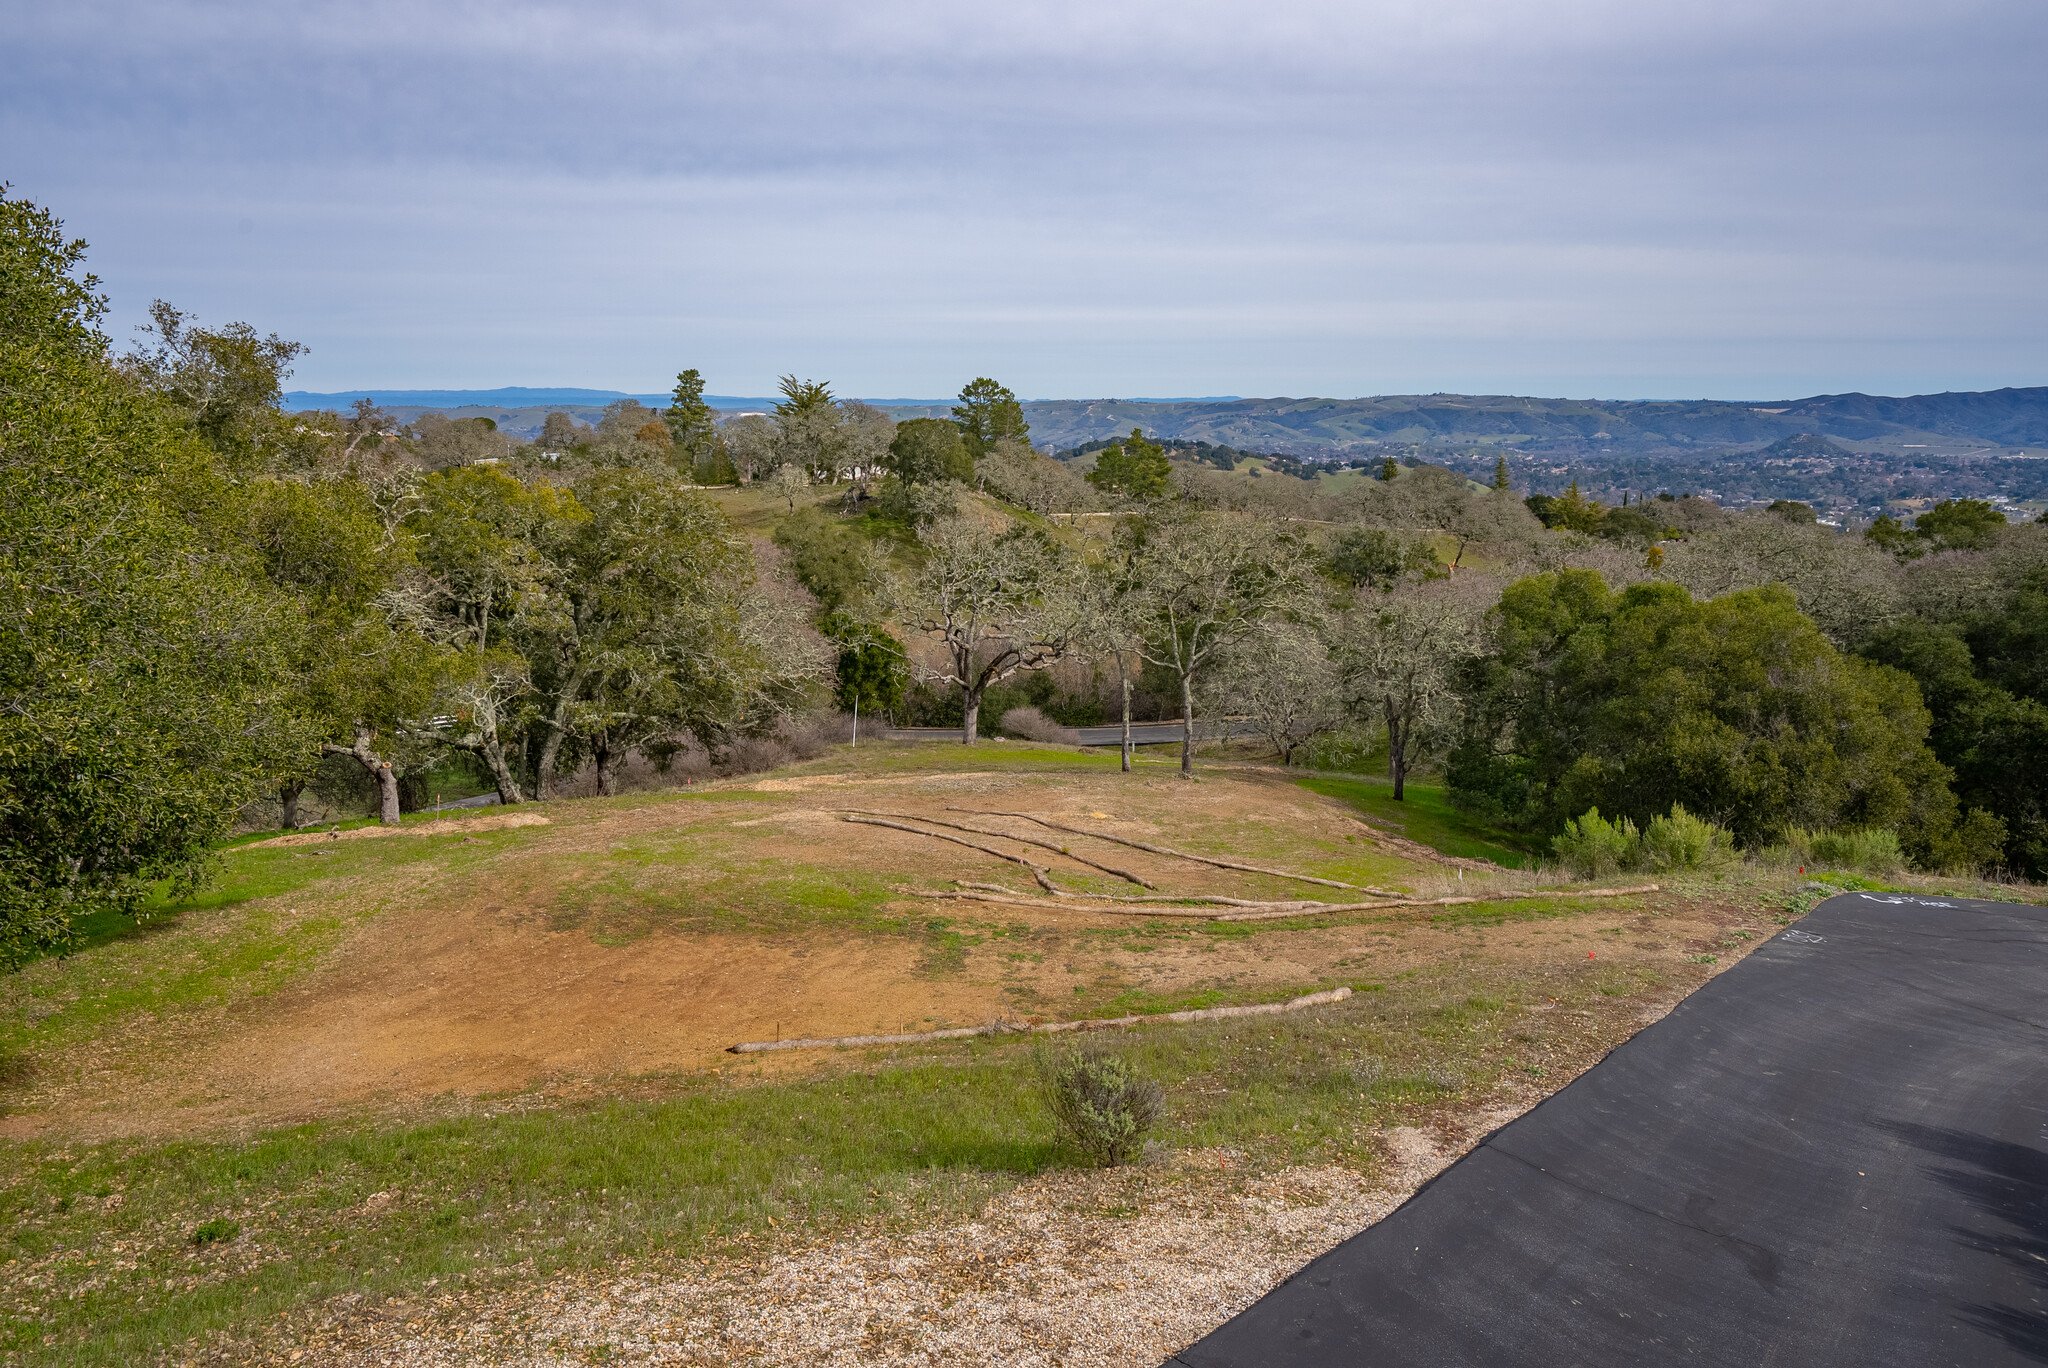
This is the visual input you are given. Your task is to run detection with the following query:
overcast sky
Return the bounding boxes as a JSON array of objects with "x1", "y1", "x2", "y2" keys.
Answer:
[{"x1": 5, "y1": 0, "x2": 2044, "y2": 400}]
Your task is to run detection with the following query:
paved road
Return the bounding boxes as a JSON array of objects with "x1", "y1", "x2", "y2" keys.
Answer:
[{"x1": 1166, "y1": 891, "x2": 2048, "y2": 1367}]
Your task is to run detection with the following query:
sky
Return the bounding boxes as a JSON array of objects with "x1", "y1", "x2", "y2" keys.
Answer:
[{"x1": 4, "y1": 0, "x2": 2045, "y2": 401}]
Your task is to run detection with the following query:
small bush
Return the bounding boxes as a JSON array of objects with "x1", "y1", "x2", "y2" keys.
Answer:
[
  {"x1": 191, "y1": 1218, "x2": 239, "y2": 1246},
  {"x1": 1035, "y1": 1041, "x2": 1164, "y2": 1166},
  {"x1": 1639, "y1": 804, "x2": 1738, "y2": 872},
  {"x1": 1000, "y1": 705, "x2": 1076, "y2": 744},
  {"x1": 1552, "y1": 807, "x2": 1640, "y2": 878},
  {"x1": 1785, "y1": 825, "x2": 1905, "y2": 874}
]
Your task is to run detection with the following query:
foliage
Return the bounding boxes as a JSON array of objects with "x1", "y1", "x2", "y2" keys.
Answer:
[
  {"x1": 1913, "y1": 499, "x2": 2007, "y2": 551},
  {"x1": 0, "y1": 190, "x2": 308, "y2": 961},
  {"x1": 887, "y1": 417, "x2": 972, "y2": 485},
  {"x1": 1766, "y1": 499, "x2": 1816, "y2": 523},
  {"x1": 1086, "y1": 427, "x2": 1171, "y2": 500},
  {"x1": 663, "y1": 368, "x2": 717, "y2": 457},
  {"x1": 1447, "y1": 571, "x2": 1959, "y2": 854},
  {"x1": 1034, "y1": 1041, "x2": 1164, "y2": 1166},
  {"x1": 951, "y1": 377, "x2": 1029, "y2": 457},
  {"x1": 117, "y1": 299, "x2": 304, "y2": 468},
  {"x1": 1638, "y1": 804, "x2": 1738, "y2": 872},
  {"x1": 773, "y1": 505, "x2": 880, "y2": 615},
  {"x1": 1525, "y1": 482, "x2": 1606, "y2": 534},
  {"x1": 1551, "y1": 808, "x2": 1639, "y2": 878},
  {"x1": 1781, "y1": 826, "x2": 1905, "y2": 875},
  {"x1": 1325, "y1": 526, "x2": 1441, "y2": 592},
  {"x1": 1861, "y1": 606, "x2": 2045, "y2": 875}
]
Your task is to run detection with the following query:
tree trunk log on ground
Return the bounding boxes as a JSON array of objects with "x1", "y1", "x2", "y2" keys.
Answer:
[{"x1": 729, "y1": 987, "x2": 1353, "y2": 1053}]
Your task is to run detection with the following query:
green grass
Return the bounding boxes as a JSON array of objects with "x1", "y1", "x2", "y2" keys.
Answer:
[
  {"x1": 1295, "y1": 775, "x2": 1541, "y2": 868},
  {"x1": 0, "y1": 952, "x2": 1669, "y2": 1365}
]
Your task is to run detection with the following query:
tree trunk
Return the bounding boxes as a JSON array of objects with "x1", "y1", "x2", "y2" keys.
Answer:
[
  {"x1": 373, "y1": 760, "x2": 402, "y2": 823},
  {"x1": 279, "y1": 781, "x2": 304, "y2": 831},
  {"x1": 1119, "y1": 655, "x2": 1133, "y2": 774},
  {"x1": 1385, "y1": 695, "x2": 1408, "y2": 801},
  {"x1": 962, "y1": 688, "x2": 980, "y2": 745},
  {"x1": 327, "y1": 725, "x2": 403, "y2": 825},
  {"x1": 1180, "y1": 673, "x2": 1196, "y2": 777},
  {"x1": 595, "y1": 733, "x2": 620, "y2": 797},
  {"x1": 479, "y1": 739, "x2": 524, "y2": 805}
]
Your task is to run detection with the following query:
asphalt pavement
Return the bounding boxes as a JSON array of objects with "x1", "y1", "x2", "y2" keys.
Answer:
[{"x1": 1164, "y1": 890, "x2": 2048, "y2": 1367}]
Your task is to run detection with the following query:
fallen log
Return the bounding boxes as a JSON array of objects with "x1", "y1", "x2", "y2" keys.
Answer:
[
  {"x1": 728, "y1": 987, "x2": 1354, "y2": 1053},
  {"x1": 909, "y1": 882, "x2": 1662, "y2": 920},
  {"x1": 838, "y1": 810, "x2": 1154, "y2": 887},
  {"x1": 950, "y1": 808, "x2": 1402, "y2": 895},
  {"x1": 841, "y1": 815, "x2": 1063, "y2": 892}
]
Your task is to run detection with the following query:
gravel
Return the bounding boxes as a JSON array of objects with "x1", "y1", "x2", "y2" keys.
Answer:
[{"x1": 298, "y1": 1125, "x2": 1493, "y2": 1368}]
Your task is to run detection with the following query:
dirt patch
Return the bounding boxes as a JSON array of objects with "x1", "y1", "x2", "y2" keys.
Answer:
[
  {"x1": 244, "y1": 812, "x2": 551, "y2": 848},
  {"x1": 2, "y1": 763, "x2": 1772, "y2": 1141}
]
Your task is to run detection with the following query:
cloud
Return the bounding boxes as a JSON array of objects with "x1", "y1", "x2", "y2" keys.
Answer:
[{"x1": 4, "y1": 0, "x2": 2043, "y2": 397}]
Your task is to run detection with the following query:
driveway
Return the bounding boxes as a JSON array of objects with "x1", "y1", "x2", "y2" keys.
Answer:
[{"x1": 1166, "y1": 890, "x2": 2048, "y2": 1367}]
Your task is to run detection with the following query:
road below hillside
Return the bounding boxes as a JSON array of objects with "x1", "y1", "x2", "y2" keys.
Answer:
[{"x1": 1166, "y1": 890, "x2": 2048, "y2": 1367}]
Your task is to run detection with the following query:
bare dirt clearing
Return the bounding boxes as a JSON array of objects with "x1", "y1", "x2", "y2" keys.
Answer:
[{"x1": 0, "y1": 747, "x2": 1752, "y2": 1142}]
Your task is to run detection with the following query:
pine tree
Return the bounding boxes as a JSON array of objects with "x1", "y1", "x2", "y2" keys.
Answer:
[{"x1": 1493, "y1": 454, "x2": 1511, "y2": 490}]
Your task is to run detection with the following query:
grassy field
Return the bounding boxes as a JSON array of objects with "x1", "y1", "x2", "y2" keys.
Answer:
[{"x1": 0, "y1": 740, "x2": 1908, "y2": 1365}]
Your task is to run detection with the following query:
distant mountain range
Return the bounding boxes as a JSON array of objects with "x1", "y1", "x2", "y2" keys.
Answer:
[
  {"x1": 1015, "y1": 388, "x2": 2048, "y2": 454},
  {"x1": 280, "y1": 385, "x2": 2048, "y2": 453}
]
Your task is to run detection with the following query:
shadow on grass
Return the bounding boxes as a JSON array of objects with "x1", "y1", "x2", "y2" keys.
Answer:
[{"x1": 1296, "y1": 774, "x2": 1541, "y2": 869}]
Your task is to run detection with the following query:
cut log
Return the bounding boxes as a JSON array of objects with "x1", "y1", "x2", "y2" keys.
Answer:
[
  {"x1": 728, "y1": 987, "x2": 1353, "y2": 1053},
  {"x1": 842, "y1": 815, "x2": 1063, "y2": 892},
  {"x1": 838, "y1": 809, "x2": 1154, "y2": 887},
  {"x1": 949, "y1": 807, "x2": 1402, "y2": 895}
]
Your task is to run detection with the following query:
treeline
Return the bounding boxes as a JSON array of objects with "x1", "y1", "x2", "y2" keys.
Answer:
[
  {"x1": 6, "y1": 188, "x2": 2043, "y2": 964},
  {"x1": 774, "y1": 420, "x2": 2044, "y2": 883},
  {"x1": 0, "y1": 195, "x2": 839, "y2": 962}
]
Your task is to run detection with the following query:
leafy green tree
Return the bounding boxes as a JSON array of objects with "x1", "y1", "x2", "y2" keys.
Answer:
[
  {"x1": 887, "y1": 417, "x2": 972, "y2": 485},
  {"x1": 1863, "y1": 513, "x2": 1923, "y2": 560},
  {"x1": 522, "y1": 468, "x2": 760, "y2": 797},
  {"x1": 829, "y1": 617, "x2": 908, "y2": 722},
  {"x1": 0, "y1": 191, "x2": 308, "y2": 961},
  {"x1": 1524, "y1": 481, "x2": 1606, "y2": 533},
  {"x1": 1326, "y1": 527, "x2": 1441, "y2": 592},
  {"x1": 1376, "y1": 456, "x2": 1398, "y2": 481},
  {"x1": 1086, "y1": 428, "x2": 1171, "y2": 500},
  {"x1": 1766, "y1": 499, "x2": 1817, "y2": 523},
  {"x1": 1492, "y1": 454, "x2": 1511, "y2": 491},
  {"x1": 1446, "y1": 570, "x2": 1958, "y2": 852},
  {"x1": 951, "y1": 377, "x2": 1029, "y2": 457},
  {"x1": 243, "y1": 475, "x2": 442, "y2": 825},
  {"x1": 772, "y1": 376, "x2": 846, "y2": 480},
  {"x1": 1860, "y1": 621, "x2": 2038, "y2": 873},
  {"x1": 118, "y1": 299, "x2": 304, "y2": 468},
  {"x1": 1913, "y1": 499, "x2": 2007, "y2": 552},
  {"x1": 663, "y1": 368, "x2": 717, "y2": 457},
  {"x1": 773, "y1": 506, "x2": 880, "y2": 615},
  {"x1": 406, "y1": 467, "x2": 589, "y2": 802}
]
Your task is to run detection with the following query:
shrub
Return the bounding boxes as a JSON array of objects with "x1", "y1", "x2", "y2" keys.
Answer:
[
  {"x1": 1035, "y1": 1041, "x2": 1164, "y2": 1167},
  {"x1": 191, "y1": 1218, "x2": 239, "y2": 1246},
  {"x1": 1639, "y1": 804, "x2": 1738, "y2": 872},
  {"x1": 1552, "y1": 808, "x2": 1640, "y2": 878},
  {"x1": 1000, "y1": 706, "x2": 1075, "y2": 744},
  {"x1": 1807, "y1": 827, "x2": 1905, "y2": 875}
]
